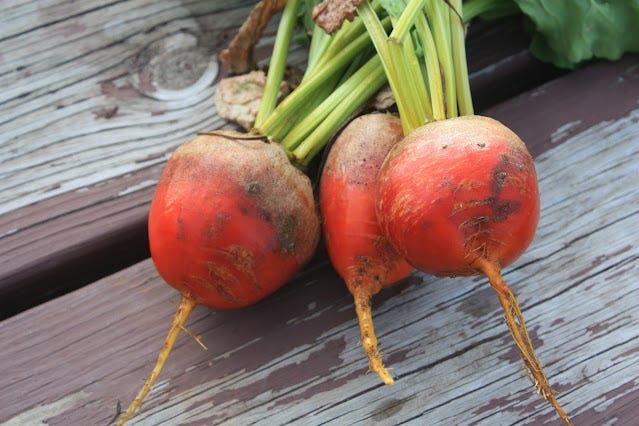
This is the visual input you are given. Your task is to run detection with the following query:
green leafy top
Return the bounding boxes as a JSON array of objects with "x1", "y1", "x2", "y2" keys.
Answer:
[
  {"x1": 515, "y1": 0, "x2": 639, "y2": 68},
  {"x1": 466, "y1": 0, "x2": 639, "y2": 68}
]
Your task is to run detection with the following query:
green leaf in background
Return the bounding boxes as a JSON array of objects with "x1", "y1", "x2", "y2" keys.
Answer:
[
  {"x1": 378, "y1": 0, "x2": 408, "y2": 19},
  {"x1": 514, "y1": 0, "x2": 639, "y2": 68},
  {"x1": 298, "y1": 0, "x2": 320, "y2": 34},
  {"x1": 462, "y1": 0, "x2": 521, "y2": 22}
]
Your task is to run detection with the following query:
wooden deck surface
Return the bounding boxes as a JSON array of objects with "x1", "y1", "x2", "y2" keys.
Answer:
[{"x1": 1, "y1": 1, "x2": 638, "y2": 425}]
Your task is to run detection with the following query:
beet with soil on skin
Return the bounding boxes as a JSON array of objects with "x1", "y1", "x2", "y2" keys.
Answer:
[
  {"x1": 117, "y1": 131, "x2": 320, "y2": 425},
  {"x1": 149, "y1": 131, "x2": 320, "y2": 308},
  {"x1": 376, "y1": 115, "x2": 571, "y2": 424},
  {"x1": 376, "y1": 115, "x2": 539, "y2": 276},
  {"x1": 319, "y1": 113, "x2": 413, "y2": 385}
]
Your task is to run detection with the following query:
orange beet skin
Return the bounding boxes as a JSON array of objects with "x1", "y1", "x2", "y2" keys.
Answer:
[
  {"x1": 320, "y1": 114, "x2": 413, "y2": 292},
  {"x1": 374, "y1": 116, "x2": 573, "y2": 424},
  {"x1": 376, "y1": 115, "x2": 540, "y2": 276},
  {"x1": 118, "y1": 131, "x2": 320, "y2": 425},
  {"x1": 319, "y1": 113, "x2": 413, "y2": 385},
  {"x1": 148, "y1": 131, "x2": 320, "y2": 309}
]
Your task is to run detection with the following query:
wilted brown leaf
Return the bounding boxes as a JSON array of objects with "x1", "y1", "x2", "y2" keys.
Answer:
[
  {"x1": 312, "y1": 0, "x2": 362, "y2": 35},
  {"x1": 213, "y1": 70, "x2": 292, "y2": 130},
  {"x1": 219, "y1": 0, "x2": 288, "y2": 75}
]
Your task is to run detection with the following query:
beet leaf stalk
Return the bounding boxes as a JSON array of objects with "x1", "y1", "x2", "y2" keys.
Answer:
[{"x1": 251, "y1": 4, "x2": 397, "y2": 170}]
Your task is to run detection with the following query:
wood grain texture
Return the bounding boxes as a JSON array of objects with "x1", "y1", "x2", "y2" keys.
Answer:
[
  {"x1": 0, "y1": 0, "x2": 271, "y2": 216},
  {"x1": 0, "y1": 3, "x2": 561, "y2": 318},
  {"x1": 1, "y1": 58, "x2": 637, "y2": 425}
]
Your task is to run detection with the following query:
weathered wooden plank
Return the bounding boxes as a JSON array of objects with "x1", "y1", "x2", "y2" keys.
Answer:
[
  {"x1": 0, "y1": 5, "x2": 562, "y2": 318},
  {"x1": 0, "y1": 0, "x2": 264, "y2": 215},
  {"x1": 1, "y1": 59, "x2": 637, "y2": 425}
]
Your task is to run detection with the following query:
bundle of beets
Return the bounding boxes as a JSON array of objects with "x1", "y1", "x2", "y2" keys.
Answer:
[{"x1": 115, "y1": 1, "x2": 639, "y2": 424}]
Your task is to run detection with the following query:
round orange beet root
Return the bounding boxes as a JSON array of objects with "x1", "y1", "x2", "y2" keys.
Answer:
[
  {"x1": 117, "y1": 131, "x2": 320, "y2": 426},
  {"x1": 376, "y1": 115, "x2": 539, "y2": 276},
  {"x1": 149, "y1": 131, "x2": 320, "y2": 308},
  {"x1": 375, "y1": 116, "x2": 571, "y2": 424},
  {"x1": 118, "y1": 132, "x2": 320, "y2": 425}
]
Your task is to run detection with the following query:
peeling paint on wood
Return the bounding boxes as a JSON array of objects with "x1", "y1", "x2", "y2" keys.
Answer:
[{"x1": 1, "y1": 391, "x2": 91, "y2": 426}]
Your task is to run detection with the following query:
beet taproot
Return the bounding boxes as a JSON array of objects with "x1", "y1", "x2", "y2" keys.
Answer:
[{"x1": 117, "y1": 131, "x2": 319, "y2": 425}]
